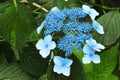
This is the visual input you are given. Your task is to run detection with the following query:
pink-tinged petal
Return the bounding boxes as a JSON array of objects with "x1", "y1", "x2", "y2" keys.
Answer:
[
  {"x1": 82, "y1": 55, "x2": 91, "y2": 64},
  {"x1": 62, "y1": 67, "x2": 70, "y2": 76},
  {"x1": 91, "y1": 54, "x2": 100, "y2": 64},
  {"x1": 49, "y1": 41, "x2": 56, "y2": 49},
  {"x1": 83, "y1": 44, "x2": 95, "y2": 54},
  {"x1": 44, "y1": 35, "x2": 52, "y2": 43},
  {"x1": 53, "y1": 65, "x2": 63, "y2": 74},
  {"x1": 36, "y1": 39, "x2": 45, "y2": 50},
  {"x1": 92, "y1": 20, "x2": 104, "y2": 34},
  {"x1": 39, "y1": 49, "x2": 50, "y2": 58}
]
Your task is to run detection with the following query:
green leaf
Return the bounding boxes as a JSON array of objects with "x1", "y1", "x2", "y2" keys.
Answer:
[
  {"x1": 37, "y1": 74, "x2": 47, "y2": 80},
  {"x1": 93, "y1": 44, "x2": 119, "y2": 77},
  {"x1": 47, "y1": 54, "x2": 86, "y2": 80},
  {"x1": 0, "y1": 63, "x2": 35, "y2": 80},
  {"x1": 0, "y1": 2, "x2": 36, "y2": 49},
  {"x1": 56, "y1": 0, "x2": 81, "y2": 9},
  {"x1": 20, "y1": 44, "x2": 50, "y2": 77},
  {"x1": 0, "y1": 41, "x2": 16, "y2": 63},
  {"x1": 97, "y1": 74, "x2": 118, "y2": 80},
  {"x1": 94, "y1": 10, "x2": 120, "y2": 46},
  {"x1": 86, "y1": 73, "x2": 94, "y2": 80}
]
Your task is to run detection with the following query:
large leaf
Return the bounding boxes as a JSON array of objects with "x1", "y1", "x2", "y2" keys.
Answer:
[
  {"x1": 0, "y1": 1, "x2": 36, "y2": 49},
  {"x1": 47, "y1": 54, "x2": 86, "y2": 80},
  {"x1": 94, "y1": 10, "x2": 120, "y2": 46},
  {"x1": 20, "y1": 44, "x2": 50, "y2": 77},
  {"x1": 93, "y1": 44, "x2": 119, "y2": 77},
  {"x1": 0, "y1": 41, "x2": 16, "y2": 63},
  {"x1": 0, "y1": 63, "x2": 35, "y2": 80},
  {"x1": 97, "y1": 74, "x2": 118, "y2": 80}
]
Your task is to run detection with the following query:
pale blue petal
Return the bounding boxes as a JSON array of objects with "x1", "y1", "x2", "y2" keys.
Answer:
[
  {"x1": 83, "y1": 44, "x2": 95, "y2": 54},
  {"x1": 91, "y1": 54, "x2": 100, "y2": 63},
  {"x1": 44, "y1": 35, "x2": 52, "y2": 43},
  {"x1": 86, "y1": 38, "x2": 97, "y2": 48},
  {"x1": 82, "y1": 55, "x2": 91, "y2": 64},
  {"x1": 82, "y1": 5, "x2": 90, "y2": 13},
  {"x1": 64, "y1": 58, "x2": 73, "y2": 67},
  {"x1": 37, "y1": 21, "x2": 45, "y2": 34},
  {"x1": 96, "y1": 43, "x2": 105, "y2": 50},
  {"x1": 50, "y1": 6, "x2": 60, "y2": 12},
  {"x1": 40, "y1": 48, "x2": 50, "y2": 58},
  {"x1": 53, "y1": 65, "x2": 63, "y2": 74},
  {"x1": 35, "y1": 39, "x2": 45, "y2": 50},
  {"x1": 48, "y1": 41, "x2": 56, "y2": 49},
  {"x1": 89, "y1": 9, "x2": 99, "y2": 19},
  {"x1": 62, "y1": 67, "x2": 70, "y2": 76},
  {"x1": 92, "y1": 20, "x2": 104, "y2": 34},
  {"x1": 53, "y1": 56, "x2": 63, "y2": 65},
  {"x1": 86, "y1": 38, "x2": 103, "y2": 52}
]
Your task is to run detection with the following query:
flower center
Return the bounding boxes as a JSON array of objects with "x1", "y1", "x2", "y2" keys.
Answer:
[{"x1": 45, "y1": 44, "x2": 49, "y2": 48}]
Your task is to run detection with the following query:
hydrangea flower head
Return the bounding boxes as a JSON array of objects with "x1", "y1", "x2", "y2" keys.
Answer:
[
  {"x1": 36, "y1": 35, "x2": 56, "y2": 58},
  {"x1": 53, "y1": 56, "x2": 73, "y2": 76},
  {"x1": 82, "y1": 5, "x2": 99, "y2": 20}
]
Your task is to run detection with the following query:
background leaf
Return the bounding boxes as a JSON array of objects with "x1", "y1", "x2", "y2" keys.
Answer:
[
  {"x1": 0, "y1": 63, "x2": 36, "y2": 80},
  {"x1": 93, "y1": 44, "x2": 119, "y2": 77},
  {"x1": 94, "y1": 10, "x2": 120, "y2": 46},
  {"x1": 20, "y1": 44, "x2": 50, "y2": 77}
]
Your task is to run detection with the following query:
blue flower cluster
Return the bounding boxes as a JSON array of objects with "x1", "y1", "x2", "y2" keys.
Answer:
[{"x1": 36, "y1": 5, "x2": 105, "y2": 76}]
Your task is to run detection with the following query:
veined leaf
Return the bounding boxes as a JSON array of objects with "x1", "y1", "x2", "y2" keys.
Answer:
[
  {"x1": 20, "y1": 44, "x2": 50, "y2": 77},
  {"x1": 0, "y1": 63, "x2": 35, "y2": 80},
  {"x1": 94, "y1": 10, "x2": 120, "y2": 46},
  {"x1": 93, "y1": 44, "x2": 119, "y2": 77}
]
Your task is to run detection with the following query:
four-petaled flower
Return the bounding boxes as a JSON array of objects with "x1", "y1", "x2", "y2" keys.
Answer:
[
  {"x1": 82, "y1": 43, "x2": 100, "y2": 64},
  {"x1": 82, "y1": 5, "x2": 99, "y2": 20},
  {"x1": 36, "y1": 35, "x2": 56, "y2": 58},
  {"x1": 82, "y1": 38, "x2": 105, "y2": 64},
  {"x1": 53, "y1": 56, "x2": 73, "y2": 76}
]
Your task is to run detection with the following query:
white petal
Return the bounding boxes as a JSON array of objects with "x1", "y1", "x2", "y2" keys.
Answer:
[
  {"x1": 50, "y1": 6, "x2": 60, "y2": 12},
  {"x1": 44, "y1": 35, "x2": 52, "y2": 43},
  {"x1": 86, "y1": 38, "x2": 97, "y2": 48},
  {"x1": 53, "y1": 65, "x2": 63, "y2": 74},
  {"x1": 83, "y1": 44, "x2": 95, "y2": 54},
  {"x1": 64, "y1": 58, "x2": 73, "y2": 67},
  {"x1": 82, "y1": 5, "x2": 90, "y2": 13},
  {"x1": 62, "y1": 67, "x2": 70, "y2": 76},
  {"x1": 49, "y1": 41, "x2": 56, "y2": 49},
  {"x1": 37, "y1": 21, "x2": 45, "y2": 34},
  {"x1": 82, "y1": 55, "x2": 91, "y2": 64},
  {"x1": 36, "y1": 39, "x2": 45, "y2": 50},
  {"x1": 53, "y1": 56, "x2": 63, "y2": 65},
  {"x1": 92, "y1": 20, "x2": 104, "y2": 34},
  {"x1": 40, "y1": 49, "x2": 50, "y2": 58},
  {"x1": 91, "y1": 54, "x2": 100, "y2": 63}
]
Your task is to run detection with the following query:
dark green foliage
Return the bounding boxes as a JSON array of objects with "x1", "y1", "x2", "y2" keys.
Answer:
[{"x1": 20, "y1": 44, "x2": 50, "y2": 77}]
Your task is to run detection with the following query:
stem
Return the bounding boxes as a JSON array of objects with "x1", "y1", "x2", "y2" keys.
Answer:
[
  {"x1": 13, "y1": 0, "x2": 17, "y2": 10},
  {"x1": 33, "y1": 2, "x2": 49, "y2": 13}
]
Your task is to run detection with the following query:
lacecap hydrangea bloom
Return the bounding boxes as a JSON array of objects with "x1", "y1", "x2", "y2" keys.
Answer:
[{"x1": 36, "y1": 5, "x2": 105, "y2": 76}]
